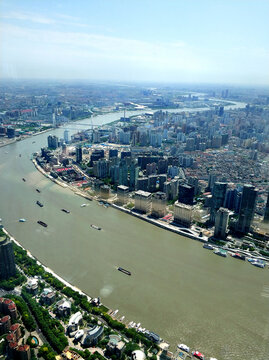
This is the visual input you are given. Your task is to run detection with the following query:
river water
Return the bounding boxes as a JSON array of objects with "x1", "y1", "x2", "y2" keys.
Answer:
[{"x1": 1, "y1": 105, "x2": 269, "y2": 360}]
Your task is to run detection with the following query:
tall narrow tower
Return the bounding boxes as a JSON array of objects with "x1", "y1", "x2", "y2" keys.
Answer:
[
  {"x1": 0, "y1": 236, "x2": 16, "y2": 280},
  {"x1": 264, "y1": 193, "x2": 269, "y2": 223},
  {"x1": 237, "y1": 184, "x2": 258, "y2": 234}
]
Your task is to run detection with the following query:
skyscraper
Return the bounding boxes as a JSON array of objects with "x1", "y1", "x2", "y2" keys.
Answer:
[
  {"x1": 237, "y1": 184, "x2": 258, "y2": 234},
  {"x1": 214, "y1": 208, "x2": 230, "y2": 239},
  {"x1": 210, "y1": 182, "x2": 227, "y2": 223},
  {"x1": 264, "y1": 193, "x2": 269, "y2": 223},
  {"x1": 178, "y1": 184, "x2": 195, "y2": 205},
  {"x1": 47, "y1": 135, "x2": 59, "y2": 149},
  {"x1": 0, "y1": 237, "x2": 16, "y2": 280},
  {"x1": 76, "y1": 145, "x2": 82, "y2": 163},
  {"x1": 64, "y1": 130, "x2": 69, "y2": 144}
]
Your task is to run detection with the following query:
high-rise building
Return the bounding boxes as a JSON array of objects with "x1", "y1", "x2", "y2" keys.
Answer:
[
  {"x1": 134, "y1": 190, "x2": 152, "y2": 213},
  {"x1": 119, "y1": 161, "x2": 128, "y2": 186},
  {"x1": 214, "y1": 208, "x2": 230, "y2": 239},
  {"x1": 117, "y1": 185, "x2": 129, "y2": 205},
  {"x1": 129, "y1": 162, "x2": 139, "y2": 190},
  {"x1": 151, "y1": 192, "x2": 167, "y2": 218},
  {"x1": 109, "y1": 149, "x2": 118, "y2": 159},
  {"x1": 210, "y1": 182, "x2": 227, "y2": 223},
  {"x1": 64, "y1": 130, "x2": 69, "y2": 144},
  {"x1": 76, "y1": 145, "x2": 82, "y2": 163},
  {"x1": 178, "y1": 184, "x2": 195, "y2": 205},
  {"x1": 207, "y1": 172, "x2": 217, "y2": 191},
  {"x1": 47, "y1": 135, "x2": 59, "y2": 149},
  {"x1": 174, "y1": 201, "x2": 193, "y2": 228},
  {"x1": 264, "y1": 193, "x2": 269, "y2": 223},
  {"x1": 137, "y1": 177, "x2": 149, "y2": 192},
  {"x1": 0, "y1": 237, "x2": 16, "y2": 280},
  {"x1": 237, "y1": 184, "x2": 258, "y2": 234}
]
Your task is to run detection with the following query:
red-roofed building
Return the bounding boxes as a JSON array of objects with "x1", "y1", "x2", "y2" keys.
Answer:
[
  {"x1": 0, "y1": 315, "x2": 11, "y2": 335},
  {"x1": 10, "y1": 323, "x2": 21, "y2": 341},
  {"x1": 6, "y1": 332, "x2": 16, "y2": 343},
  {"x1": 8, "y1": 302, "x2": 18, "y2": 320}
]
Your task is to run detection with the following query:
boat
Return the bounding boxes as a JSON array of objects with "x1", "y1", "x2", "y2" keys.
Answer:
[
  {"x1": 118, "y1": 267, "x2": 131, "y2": 276},
  {"x1": 19, "y1": 154, "x2": 21, "y2": 157},
  {"x1": 231, "y1": 252, "x2": 245, "y2": 260},
  {"x1": 213, "y1": 249, "x2": 227, "y2": 257},
  {"x1": 37, "y1": 221, "x2": 47, "y2": 228},
  {"x1": 192, "y1": 351, "x2": 205, "y2": 360},
  {"x1": 32, "y1": 141, "x2": 36, "y2": 144},
  {"x1": 19, "y1": 219, "x2": 26, "y2": 222},
  {"x1": 203, "y1": 243, "x2": 214, "y2": 250},
  {"x1": 177, "y1": 344, "x2": 190, "y2": 353},
  {"x1": 81, "y1": 204, "x2": 87, "y2": 207},
  {"x1": 91, "y1": 224, "x2": 101, "y2": 230},
  {"x1": 61, "y1": 209, "x2": 70, "y2": 214},
  {"x1": 22, "y1": 178, "x2": 26, "y2": 182},
  {"x1": 36, "y1": 201, "x2": 43, "y2": 207},
  {"x1": 36, "y1": 188, "x2": 41, "y2": 193},
  {"x1": 252, "y1": 260, "x2": 265, "y2": 268}
]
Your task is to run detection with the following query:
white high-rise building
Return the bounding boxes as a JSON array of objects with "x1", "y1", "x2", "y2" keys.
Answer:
[
  {"x1": 134, "y1": 190, "x2": 152, "y2": 214},
  {"x1": 174, "y1": 201, "x2": 193, "y2": 227}
]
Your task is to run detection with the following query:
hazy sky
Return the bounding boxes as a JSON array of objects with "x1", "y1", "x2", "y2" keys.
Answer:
[{"x1": 1, "y1": 0, "x2": 269, "y2": 85}]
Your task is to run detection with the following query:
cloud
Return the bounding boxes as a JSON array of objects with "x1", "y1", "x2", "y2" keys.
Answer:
[{"x1": 1, "y1": 11, "x2": 55, "y2": 25}]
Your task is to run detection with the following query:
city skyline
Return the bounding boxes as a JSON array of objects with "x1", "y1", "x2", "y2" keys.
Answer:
[{"x1": 1, "y1": 0, "x2": 269, "y2": 85}]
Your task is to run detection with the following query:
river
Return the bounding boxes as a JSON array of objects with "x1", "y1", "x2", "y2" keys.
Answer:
[{"x1": 1, "y1": 105, "x2": 268, "y2": 360}]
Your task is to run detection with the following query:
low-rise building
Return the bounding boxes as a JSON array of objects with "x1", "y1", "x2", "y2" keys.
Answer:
[
  {"x1": 40, "y1": 288, "x2": 56, "y2": 305},
  {"x1": 56, "y1": 299, "x2": 72, "y2": 317},
  {"x1": 106, "y1": 335, "x2": 125, "y2": 357},
  {"x1": 81, "y1": 325, "x2": 104, "y2": 347},
  {"x1": 26, "y1": 277, "x2": 39, "y2": 295},
  {"x1": 68, "y1": 311, "x2": 83, "y2": 334}
]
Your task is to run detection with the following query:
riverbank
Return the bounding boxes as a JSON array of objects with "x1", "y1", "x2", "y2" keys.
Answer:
[
  {"x1": 32, "y1": 157, "x2": 209, "y2": 244},
  {"x1": 1, "y1": 227, "x2": 92, "y2": 302}
]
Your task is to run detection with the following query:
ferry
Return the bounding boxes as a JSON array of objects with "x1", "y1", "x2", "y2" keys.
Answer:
[
  {"x1": 91, "y1": 224, "x2": 101, "y2": 230},
  {"x1": 118, "y1": 267, "x2": 131, "y2": 276},
  {"x1": 192, "y1": 351, "x2": 205, "y2": 360},
  {"x1": 231, "y1": 252, "x2": 245, "y2": 261},
  {"x1": 19, "y1": 219, "x2": 26, "y2": 222},
  {"x1": 36, "y1": 201, "x2": 44, "y2": 207},
  {"x1": 36, "y1": 188, "x2": 41, "y2": 193},
  {"x1": 22, "y1": 178, "x2": 26, "y2": 182},
  {"x1": 203, "y1": 243, "x2": 214, "y2": 250},
  {"x1": 61, "y1": 209, "x2": 70, "y2": 214},
  {"x1": 177, "y1": 344, "x2": 190, "y2": 353},
  {"x1": 252, "y1": 260, "x2": 265, "y2": 268},
  {"x1": 213, "y1": 248, "x2": 227, "y2": 257},
  {"x1": 37, "y1": 221, "x2": 47, "y2": 228}
]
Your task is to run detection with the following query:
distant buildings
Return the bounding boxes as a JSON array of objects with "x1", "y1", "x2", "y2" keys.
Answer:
[
  {"x1": 237, "y1": 184, "x2": 258, "y2": 234},
  {"x1": 0, "y1": 237, "x2": 16, "y2": 280}
]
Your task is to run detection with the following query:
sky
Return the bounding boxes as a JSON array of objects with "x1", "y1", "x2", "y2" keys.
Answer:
[{"x1": 1, "y1": 0, "x2": 269, "y2": 85}]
